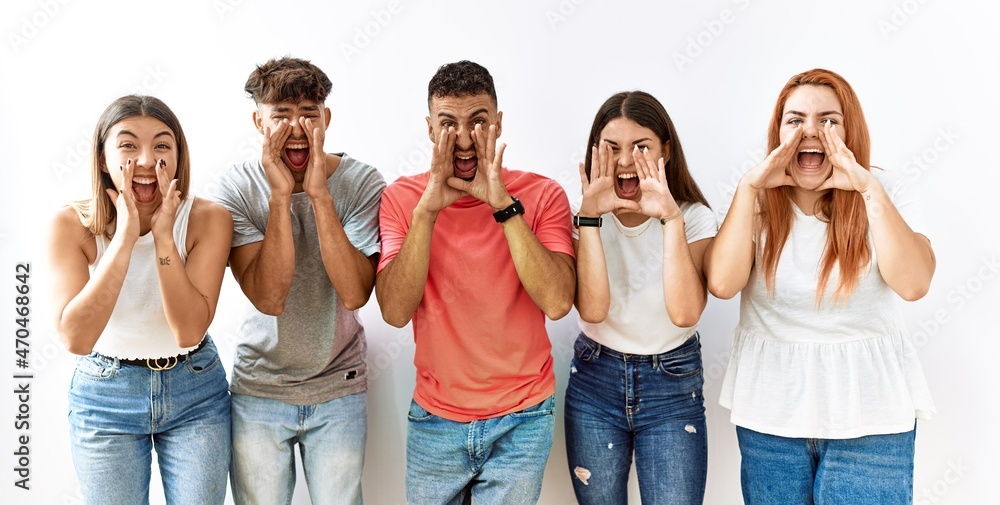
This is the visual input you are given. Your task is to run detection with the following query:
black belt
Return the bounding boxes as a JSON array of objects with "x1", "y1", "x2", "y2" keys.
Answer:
[{"x1": 113, "y1": 338, "x2": 208, "y2": 370}]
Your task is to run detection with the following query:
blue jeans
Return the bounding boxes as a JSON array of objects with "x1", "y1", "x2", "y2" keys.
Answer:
[
  {"x1": 736, "y1": 425, "x2": 916, "y2": 505},
  {"x1": 406, "y1": 395, "x2": 555, "y2": 505},
  {"x1": 230, "y1": 391, "x2": 367, "y2": 505},
  {"x1": 68, "y1": 336, "x2": 231, "y2": 505},
  {"x1": 564, "y1": 334, "x2": 707, "y2": 505}
]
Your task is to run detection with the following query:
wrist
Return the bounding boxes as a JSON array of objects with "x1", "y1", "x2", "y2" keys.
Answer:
[
  {"x1": 659, "y1": 208, "x2": 683, "y2": 225},
  {"x1": 491, "y1": 194, "x2": 514, "y2": 212},
  {"x1": 493, "y1": 196, "x2": 524, "y2": 223}
]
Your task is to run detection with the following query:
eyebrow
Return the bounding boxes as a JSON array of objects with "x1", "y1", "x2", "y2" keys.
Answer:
[
  {"x1": 437, "y1": 108, "x2": 489, "y2": 120},
  {"x1": 115, "y1": 130, "x2": 174, "y2": 140},
  {"x1": 272, "y1": 104, "x2": 320, "y2": 113},
  {"x1": 784, "y1": 110, "x2": 843, "y2": 117},
  {"x1": 602, "y1": 138, "x2": 653, "y2": 146}
]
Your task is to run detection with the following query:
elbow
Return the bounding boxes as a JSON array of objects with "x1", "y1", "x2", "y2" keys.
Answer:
[
  {"x1": 707, "y1": 279, "x2": 739, "y2": 300},
  {"x1": 898, "y1": 284, "x2": 930, "y2": 302},
  {"x1": 543, "y1": 297, "x2": 574, "y2": 321},
  {"x1": 577, "y1": 304, "x2": 608, "y2": 324},
  {"x1": 342, "y1": 291, "x2": 373, "y2": 312},
  {"x1": 60, "y1": 333, "x2": 94, "y2": 356},
  {"x1": 380, "y1": 308, "x2": 411, "y2": 328},
  {"x1": 668, "y1": 310, "x2": 702, "y2": 329},
  {"x1": 251, "y1": 297, "x2": 285, "y2": 316}
]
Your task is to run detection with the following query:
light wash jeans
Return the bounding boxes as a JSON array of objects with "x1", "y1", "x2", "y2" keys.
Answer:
[
  {"x1": 737, "y1": 424, "x2": 917, "y2": 505},
  {"x1": 230, "y1": 391, "x2": 367, "y2": 505},
  {"x1": 68, "y1": 336, "x2": 231, "y2": 505},
  {"x1": 564, "y1": 333, "x2": 707, "y2": 505},
  {"x1": 405, "y1": 395, "x2": 556, "y2": 505}
]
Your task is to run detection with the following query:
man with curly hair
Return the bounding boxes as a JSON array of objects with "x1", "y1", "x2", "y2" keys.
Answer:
[
  {"x1": 376, "y1": 60, "x2": 576, "y2": 504},
  {"x1": 213, "y1": 56, "x2": 385, "y2": 505}
]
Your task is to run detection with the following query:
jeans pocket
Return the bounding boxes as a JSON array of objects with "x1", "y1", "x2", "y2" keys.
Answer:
[
  {"x1": 73, "y1": 354, "x2": 118, "y2": 381},
  {"x1": 509, "y1": 396, "x2": 555, "y2": 419},
  {"x1": 654, "y1": 348, "x2": 703, "y2": 379},
  {"x1": 574, "y1": 335, "x2": 598, "y2": 362},
  {"x1": 185, "y1": 346, "x2": 221, "y2": 374},
  {"x1": 407, "y1": 400, "x2": 433, "y2": 422}
]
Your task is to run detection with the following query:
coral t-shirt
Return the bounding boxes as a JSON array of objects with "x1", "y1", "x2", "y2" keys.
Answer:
[{"x1": 378, "y1": 169, "x2": 574, "y2": 422}]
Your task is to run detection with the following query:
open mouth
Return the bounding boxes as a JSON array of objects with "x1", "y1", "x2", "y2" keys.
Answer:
[
  {"x1": 132, "y1": 176, "x2": 158, "y2": 204},
  {"x1": 616, "y1": 172, "x2": 640, "y2": 199},
  {"x1": 454, "y1": 154, "x2": 477, "y2": 180},
  {"x1": 285, "y1": 142, "x2": 309, "y2": 171},
  {"x1": 797, "y1": 148, "x2": 826, "y2": 172}
]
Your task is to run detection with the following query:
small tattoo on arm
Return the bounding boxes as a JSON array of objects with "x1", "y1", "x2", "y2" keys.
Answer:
[{"x1": 158, "y1": 256, "x2": 171, "y2": 266}]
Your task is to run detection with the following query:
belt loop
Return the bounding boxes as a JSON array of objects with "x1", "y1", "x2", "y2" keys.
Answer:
[
  {"x1": 592, "y1": 340, "x2": 602, "y2": 359},
  {"x1": 652, "y1": 353, "x2": 660, "y2": 370}
]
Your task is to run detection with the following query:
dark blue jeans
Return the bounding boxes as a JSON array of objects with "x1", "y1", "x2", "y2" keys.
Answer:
[{"x1": 564, "y1": 333, "x2": 707, "y2": 505}]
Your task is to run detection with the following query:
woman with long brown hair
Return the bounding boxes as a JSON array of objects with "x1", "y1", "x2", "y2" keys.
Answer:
[
  {"x1": 705, "y1": 69, "x2": 935, "y2": 504},
  {"x1": 566, "y1": 90, "x2": 716, "y2": 504}
]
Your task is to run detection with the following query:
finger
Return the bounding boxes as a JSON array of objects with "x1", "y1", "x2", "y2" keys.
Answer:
[
  {"x1": 122, "y1": 159, "x2": 134, "y2": 195},
  {"x1": 156, "y1": 159, "x2": 171, "y2": 197},
  {"x1": 471, "y1": 123, "x2": 486, "y2": 167},
  {"x1": 633, "y1": 146, "x2": 649, "y2": 179},
  {"x1": 105, "y1": 187, "x2": 120, "y2": 203},
  {"x1": 445, "y1": 177, "x2": 472, "y2": 194},
  {"x1": 445, "y1": 126, "x2": 457, "y2": 170},
  {"x1": 493, "y1": 142, "x2": 506, "y2": 175},
  {"x1": 485, "y1": 125, "x2": 498, "y2": 172},
  {"x1": 578, "y1": 161, "x2": 591, "y2": 192},
  {"x1": 599, "y1": 143, "x2": 612, "y2": 179},
  {"x1": 616, "y1": 199, "x2": 641, "y2": 212},
  {"x1": 656, "y1": 156, "x2": 668, "y2": 183},
  {"x1": 594, "y1": 144, "x2": 605, "y2": 179},
  {"x1": 167, "y1": 179, "x2": 180, "y2": 200}
]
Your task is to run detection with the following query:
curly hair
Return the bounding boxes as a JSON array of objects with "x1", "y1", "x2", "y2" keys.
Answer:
[
  {"x1": 427, "y1": 60, "x2": 497, "y2": 108},
  {"x1": 245, "y1": 56, "x2": 332, "y2": 104}
]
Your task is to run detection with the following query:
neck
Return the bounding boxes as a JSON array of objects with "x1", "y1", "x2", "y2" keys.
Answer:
[
  {"x1": 790, "y1": 187, "x2": 825, "y2": 216},
  {"x1": 614, "y1": 210, "x2": 650, "y2": 227}
]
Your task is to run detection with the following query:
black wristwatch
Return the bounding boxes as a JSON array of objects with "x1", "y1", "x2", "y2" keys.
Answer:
[
  {"x1": 573, "y1": 216, "x2": 603, "y2": 227},
  {"x1": 493, "y1": 196, "x2": 525, "y2": 223}
]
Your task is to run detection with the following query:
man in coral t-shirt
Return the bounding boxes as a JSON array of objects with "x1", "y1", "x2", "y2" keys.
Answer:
[{"x1": 375, "y1": 60, "x2": 576, "y2": 504}]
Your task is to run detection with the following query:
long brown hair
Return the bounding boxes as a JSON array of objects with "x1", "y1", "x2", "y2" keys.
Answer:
[
  {"x1": 72, "y1": 95, "x2": 191, "y2": 239},
  {"x1": 584, "y1": 91, "x2": 709, "y2": 208},
  {"x1": 761, "y1": 69, "x2": 871, "y2": 304}
]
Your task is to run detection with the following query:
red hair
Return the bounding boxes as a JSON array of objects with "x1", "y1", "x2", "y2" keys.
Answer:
[{"x1": 760, "y1": 69, "x2": 872, "y2": 304}]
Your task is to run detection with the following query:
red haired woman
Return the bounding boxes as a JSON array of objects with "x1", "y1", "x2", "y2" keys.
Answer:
[{"x1": 705, "y1": 69, "x2": 935, "y2": 504}]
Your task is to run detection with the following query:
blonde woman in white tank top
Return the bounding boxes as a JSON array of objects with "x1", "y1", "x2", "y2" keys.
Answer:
[{"x1": 48, "y1": 95, "x2": 234, "y2": 504}]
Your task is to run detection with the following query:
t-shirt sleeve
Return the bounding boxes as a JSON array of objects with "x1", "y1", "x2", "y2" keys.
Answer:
[
  {"x1": 877, "y1": 169, "x2": 928, "y2": 239},
  {"x1": 338, "y1": 162, "x2": 386, "y2": 258},
  {"x1": 531, "y1": 180, "x2": 575, "y2": 258},
  {"x1": 212, "y1": 164, "x2": 264, "y2": 248},
  {"x1": 682, "y1": 202, "x2": 718, "y2": 243},
  {"x1": 376, "y1": 182, "x2": 409, "y2": 273}
]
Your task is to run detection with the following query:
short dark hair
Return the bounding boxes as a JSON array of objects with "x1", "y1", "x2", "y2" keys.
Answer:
[
  {"x1": 244, "y1": 56, "x2": 332, "y2": 105},
  {"x1": 427, "y1": 60, "x2": 497, "y2": 108}
]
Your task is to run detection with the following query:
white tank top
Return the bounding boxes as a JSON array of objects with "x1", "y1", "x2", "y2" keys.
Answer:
[{"x1": 90, "y1": 198, "x2": 202, "y2": 359}]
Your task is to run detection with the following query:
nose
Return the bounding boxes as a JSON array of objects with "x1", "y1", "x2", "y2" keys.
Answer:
[
  {"x1": 290, "y1": 116, "x2": 307, "y2": 137},
  {"x1": 135, "y1": 145, "x2": 156, "y2": 169},
  {"x1": 454, "y1": 125, "x2": 474, "y2": 151},
  {"x1": 802, "y1": 120, "x2": 821, "y2": 138},
  {"x1": 617, "y1": 149, "x2": 634, "y2": 167}
]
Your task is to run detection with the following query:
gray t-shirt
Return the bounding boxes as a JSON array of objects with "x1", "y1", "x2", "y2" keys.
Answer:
[{"x1": 213, "y1": 153, "x2": 385, "y2": 404}]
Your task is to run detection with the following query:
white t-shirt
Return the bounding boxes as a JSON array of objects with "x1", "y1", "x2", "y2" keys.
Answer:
[
  {"x1": 719, "y1": 170, "x2": 936, "y2": 439},
  {"x1": 573, "y1": 200, "x2": 718, "y2": 355}
]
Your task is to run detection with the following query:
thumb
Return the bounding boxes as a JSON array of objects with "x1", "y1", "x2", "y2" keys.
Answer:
[
  {"x1": 445, "y1": 177, "x2": 471, "y2": 193},
  {"x1": 105, "y1": 188, "x2": 120, "y2": 202},
  {"x1": 618, "y1": 199, "x2": 641, "y2": 212}
]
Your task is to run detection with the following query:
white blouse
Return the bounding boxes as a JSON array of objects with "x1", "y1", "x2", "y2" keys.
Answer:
[{"x1": 719, "y1": 175, "x2": 935, "y2": 439}]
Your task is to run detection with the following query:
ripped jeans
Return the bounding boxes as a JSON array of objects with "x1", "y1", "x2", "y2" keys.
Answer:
[{"x1": 564, "y1": 333, "x2": 707, "y2": 505}]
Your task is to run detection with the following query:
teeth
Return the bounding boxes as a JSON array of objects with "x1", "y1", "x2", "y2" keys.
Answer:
[
  {"x1": 456, "y1": 155, "x2": 474, "y2": 160},
  {"x1": 285, "y1": 144, "x2": 308, "y2": 149},
  {"x1": 618, "y1": 173, "x2": 637, "y2": 179},
  {"x1": 800, "y1": 148, "x2": 824, "y2": 154},
  {"x1": 132, "y1": 177, "x2": 156, "y2": 184}
]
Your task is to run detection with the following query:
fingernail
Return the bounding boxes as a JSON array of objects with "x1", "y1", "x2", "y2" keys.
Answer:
[{"x1": 158, "y1": 159, "x2": 166, "y2": 168}]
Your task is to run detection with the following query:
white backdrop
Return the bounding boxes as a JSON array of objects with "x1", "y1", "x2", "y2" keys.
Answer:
[{"x1": 2, "y1": 1, "x2": 998, "y2": 504}]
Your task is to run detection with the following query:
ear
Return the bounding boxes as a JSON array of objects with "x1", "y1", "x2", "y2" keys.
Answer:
[
  {"x1": 252, "y1": 109, "x2": 264, "y2": 134},
  {"x1": 426, "y1": 116, "x2": 435, "y2": 143},
  {"x1": 661, "y1": 140, "x2": 671, "y2": 163},
  {"x1": 494, "y1": 111, "x2": 503, "y2": 139},
  {"x1": 323, "y1": 107, "x2": 332, "y2": 129}
]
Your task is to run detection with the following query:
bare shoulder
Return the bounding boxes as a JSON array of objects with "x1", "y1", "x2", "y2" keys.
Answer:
[
  {"x1": 186, "y1": 198, "x2": 233, "y2": 248},
  {"x1": 50, "y1": 205, "x2": 97, "y2": 263}
]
